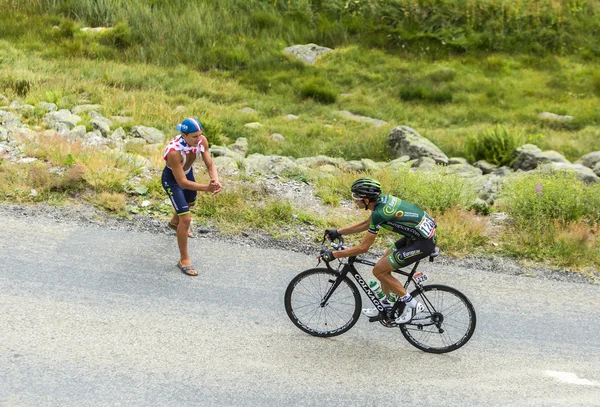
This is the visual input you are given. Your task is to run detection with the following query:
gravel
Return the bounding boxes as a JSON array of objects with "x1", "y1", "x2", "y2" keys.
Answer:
[{"x1": 1, "y1": 202, "x2": 597, "y2": 286}]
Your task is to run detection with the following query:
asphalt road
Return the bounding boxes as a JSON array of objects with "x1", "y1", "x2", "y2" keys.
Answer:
[{"x1": 1, "y1": 212, "x2": 599, "y2": 406}]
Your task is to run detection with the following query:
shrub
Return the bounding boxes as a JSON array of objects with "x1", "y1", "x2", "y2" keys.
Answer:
[
  {"x1": 299, "y1": 79, "x2": 338, "y2": 104},
  {"x1": 465, "y1": 126, "x2": 522, "y2": 167},
  {"x1": 500, "y1": 171, "x2": 600, "y2": 224}
]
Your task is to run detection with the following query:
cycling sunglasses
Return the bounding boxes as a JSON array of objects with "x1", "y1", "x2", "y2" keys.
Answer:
[{"x1": 351, "y1": 193, "x2": 366, "y2": 201}]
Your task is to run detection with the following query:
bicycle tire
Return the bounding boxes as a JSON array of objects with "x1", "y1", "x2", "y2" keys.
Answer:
[
  {"x1": 284, "y1": 268, "x2": 362, "y2": 337},
  {"x1": 399, "y1": 284, "x2": 476, "y2": 353}
]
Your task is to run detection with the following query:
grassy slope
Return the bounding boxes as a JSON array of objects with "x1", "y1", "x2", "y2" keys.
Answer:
[{"x1": 0, "y1": 1, "x2": 599, "y2": 270}]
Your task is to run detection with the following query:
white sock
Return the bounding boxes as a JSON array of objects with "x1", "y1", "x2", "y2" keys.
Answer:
[{"x1": 400, "y1": 294, "x2": 417, "y2": 308}]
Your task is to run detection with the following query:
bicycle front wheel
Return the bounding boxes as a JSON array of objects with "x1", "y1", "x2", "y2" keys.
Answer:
[
  {"x1": 284, "y1": 268, "x2": 362, "y2": 337},
  {"x1": 400, "y1": 284, "x2": 476, "y2": 353}
]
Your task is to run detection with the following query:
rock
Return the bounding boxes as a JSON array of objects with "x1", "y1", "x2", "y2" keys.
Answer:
[
  {"x1": 387, "y1": 126, "x2": 448, "y2": 164},
  {"x1": 410, "y1": 156, "x2": 437, "y2": 171},
  {"x1": 538, "y1": 162, "x2": 599, "y2": 183},
  {"x1": 284, "y1": 114, "x2": 299, "y2": 120},
  {"x1": 471, "y1": 174, "x2": 505, "y2": 204},
  {"x1": 345, "y1": 160, "x2": 365, "y2": 171},
  {"x1": 448, "y1": 157, "x2": 468, "y2": 165},
  {"x1": 8, "y1": 127, "x2": 37, "y2": 141},
  {"x1": 0, "y1": 111, "x2": 22, "y2": 128},
  {"x1": 361, "y1": 158, "x2": 381, "y2": 171},
  {"x1": 66, "y1": 125, "x2": 87, "y2": 139},
  {"x1": 576, "y1": 151, "x2": 600, "y2": 169},
  {"x1": 38, "y1": 102, "x2": 58, "y2": 113},
  {"x1": 283, "y1": 43, "x2": 333, "y2": 65},
  {"x1": 244, "y1": 153, "x2": 298, "y2": 175},
  {"x1": 90, "y1": 118, "x2": 111, "y2": 137},
  {"x1": 512, "y1": 144, "x2": 570, "y2": 171},
  {"x1": 241, "y1": 107, "x2": 257, "y2": 114},
  {"x1": 296, "y1": 155, "x2": 344, "y2": 168},
  {"x1": 129, "y1": 126, "x2": 165, "y2": 144},
  {"x1": 213, "y1": 156, "x2": 240, "y2": 173},
  {"x1": 83, "y1": 132, "x2": 108, "y2": 147},
  {"x1": 443, "y1": 163, "x2": 483, "y2": 178},
  {"x1": 337, "y1": 110, "x2": 387, "y2": 127},
  {"x1": 43, "y1": 109, "x2": 82, "y2": 129},
  {"x1": 15, "y1": 104, "x2": 35, "y2": 114},
  {"x1": 110, "y1": 127, "x2": 127, "y2": 142},
  {"x1": 385, "y1": 156, "x2": 411, "y2": 172},
  {"x1": 474, "y1": 160, "x2": 497, "y2": 175},
  {"x1": 493, "y1": 166, "x2": 511, "y2": 177},
  {"x1": 244, "y1": 122, "x2": 262, "y2": 129},
  {"x1": 228, "y1": 137, "x2": 249, "y2": 156},
  {"x1": 71, "y1": 104, "x2": 102, "y2": 115},
  {"x1": 0, "y1": 128, "x2": 7, "y2": 142},
  {"x1": 173, "y1": 106, "x2": 185, "y2": 113},
  {"x1": 593, "y1": 162, "x2": 600, "y2": 177},
  {"x1": 210, "y1": 146, "x2": 245, "y2": 161},
  {"x1": 270, "y1": 133, "x2": 285, "y2": 143},
  {"x1": 539, "y1": 112, "x2": 574, "y2": 121},
  {"x1": 80, "y1": 27, "x2": 113, "y2": 33}
]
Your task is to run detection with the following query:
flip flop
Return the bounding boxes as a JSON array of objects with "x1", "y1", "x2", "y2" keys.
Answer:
[
  {"x1": 177, "y1": 262, "x2": 198, "y2": 277},
  {"x1": 168, "y1": 222, "x2": 193, "y2": 238}
]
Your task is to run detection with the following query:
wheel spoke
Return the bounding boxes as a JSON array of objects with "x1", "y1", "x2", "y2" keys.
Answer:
[{"x1": 399, "y1": 285, "x2": 476, "y2": 353}]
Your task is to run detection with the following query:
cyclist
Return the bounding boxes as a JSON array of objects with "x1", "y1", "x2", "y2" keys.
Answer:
[
  {"x1": 320, "y1": 178, "x2": 436, "y2": 324},
  {"x1": 162, "y1": 117, "x2": 222, "y2": 276}
]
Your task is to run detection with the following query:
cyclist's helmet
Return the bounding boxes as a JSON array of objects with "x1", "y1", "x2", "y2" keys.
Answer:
[{"x1": 351, "y1": 178, "x2": 382, "y2": 199}]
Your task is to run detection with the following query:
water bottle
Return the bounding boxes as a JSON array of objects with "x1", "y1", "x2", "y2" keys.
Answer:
[
  {"x1": 368, "y1": 280, "x2": 387, "y2": 302},
  {"x1": 387, "y1": 292, "x2": 398, "y2": 304}
]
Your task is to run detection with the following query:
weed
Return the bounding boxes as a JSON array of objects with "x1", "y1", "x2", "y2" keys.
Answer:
[{"x1": 465, "y1": 126, "x2": 522, "y2": 167}]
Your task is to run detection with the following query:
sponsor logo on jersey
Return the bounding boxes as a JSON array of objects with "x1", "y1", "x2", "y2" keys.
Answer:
[{"x1": 395, "y1": 210, "x2": 404, "y2": 218}]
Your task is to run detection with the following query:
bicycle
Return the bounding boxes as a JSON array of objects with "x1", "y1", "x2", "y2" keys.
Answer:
[{"x1": 284, "y1": 237, "x2": 476, "y2": 353}]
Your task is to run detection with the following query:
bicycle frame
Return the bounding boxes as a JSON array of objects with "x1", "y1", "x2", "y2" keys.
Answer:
[{"x1": 320, "y1": 256, "x2": 425, "y2": 313}]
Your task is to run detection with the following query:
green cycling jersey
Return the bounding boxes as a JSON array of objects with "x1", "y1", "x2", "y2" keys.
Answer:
[{"x1": 368, "y1": 194, "x2": 436, "y2": 240}]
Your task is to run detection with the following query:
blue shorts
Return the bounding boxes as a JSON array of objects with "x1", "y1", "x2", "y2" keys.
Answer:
[{"x1": 162, "y1": 167, "x2": 197, "y2": 215}]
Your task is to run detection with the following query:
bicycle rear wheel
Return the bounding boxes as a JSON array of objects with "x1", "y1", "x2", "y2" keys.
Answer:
[
  {"x1": 284, "y1": 268, "x2": 362, "y2": 337},
  {"x1": 399, "y1": 284, "x2": 476, "y2": 353}
]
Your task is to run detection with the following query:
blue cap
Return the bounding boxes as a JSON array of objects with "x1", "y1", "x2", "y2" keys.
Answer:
[{"x1": 176, "y1": 117, "x2": 203, "y2": 133}]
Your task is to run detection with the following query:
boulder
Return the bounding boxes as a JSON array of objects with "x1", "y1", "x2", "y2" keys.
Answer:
[
  {"x1": 228, "y1": 137, "x2": 249, "y2": 157},
  {"x1": 443, "y1": 163, "x2": 483, "y2": 178},
  {"x1": 244, "y1": 122, "x2": 262, "y2": 129},
  {"x1": 129, "y1": 126, "x2": 165, "y2": 144},
  {"x1": 43, "y1": 109, "x2": 82, "y2": 129},
  {"x1": 284, "y1": 114, "x2": 299, "y2": 120},
  {"x1": 210, "y1": 146, "x2": 244, "y2": 162},
  {"x1": 0, "y1": 111, "x2": 22, "y2": 128},
  {"x1": 90, "y1": 118, "x2": 111, "y2": 137},
  {"x1": 473, "y1": 160, "x2": 497, "y2": 175},
  {"x1": 66, "y1": 125, "x2": 87, "y2": 139},
  {"x1": 283, "y1": 44, "x2": 333, "y2": 65},
  {"x1": 512, "y1": 144, "x2": 570, "y2": 171},
  {"x1": 387, "y1": 126, "x2": 448, "y2": 164},
  {"x1": 270, "y1": 133, "x2": 285, "y2": 143},
  {"x1": 538, "y1": 163, "x2": 599, "y2": 184},
  {"x1": 243, "y1": 153, "x2": 297, "y2": 175},
  {"x1": 410, "y1": 156, "x2": 437, "y2": 171},
  {"x1": 337, "y1": 110, "x2": 387, "y2": 127},
  {"x1": 296, "y1": 155, "x2": 344, "y2": 168},
  {"x1": 539, "y1": 112, "x2": 574, "y2": 121},
  {"x1": 38, "y1": 102, "x2": 58, "y2": 113},
  {"x1": 576, "y1": 151, "x2": 600, "y2": 169},
  {"x1": 213, "y1": 156, "x2": 240, "y2": 173}
]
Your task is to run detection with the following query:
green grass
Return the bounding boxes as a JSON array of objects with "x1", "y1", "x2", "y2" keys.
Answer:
[{"x1": 0, "y1": 1, "x2": 599, "y2": 269}]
